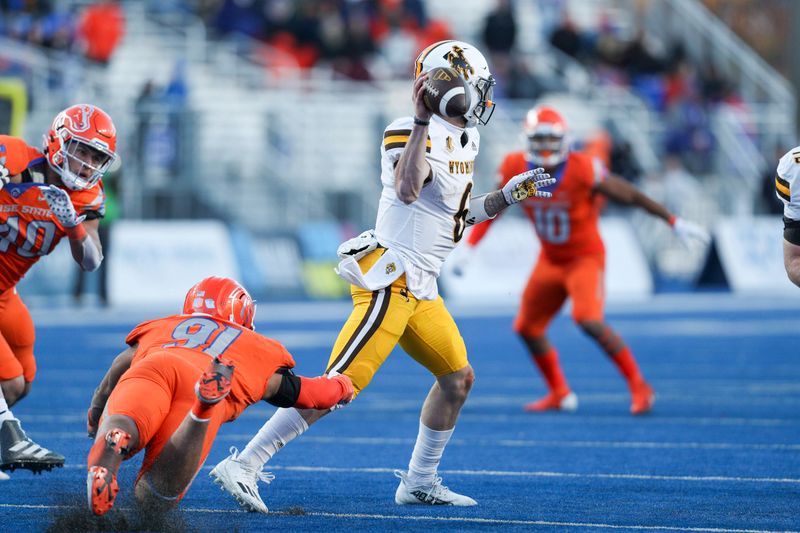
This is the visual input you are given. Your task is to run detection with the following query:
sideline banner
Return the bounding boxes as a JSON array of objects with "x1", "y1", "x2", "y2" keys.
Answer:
[
  {"x1": 109, "y1": 220, "x2": 238, "y2": 306},
  {"x1": 715, "y1": 216, "x2": 795, "y2": 293},
  {"x1": 440, "y1": 216, "x2": 653, "y2": 304}
]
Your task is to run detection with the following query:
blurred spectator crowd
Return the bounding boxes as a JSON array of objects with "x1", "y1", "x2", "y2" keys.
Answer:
[
  {"x1": 0, "y1": 0, "x2": 124, "y2": 64},
  {"x1": 547, "y1": 10, "x2": 742, "y2": 177},
  {"x1": 0, "y1": 0, "x2": 790, "y2": 216}
]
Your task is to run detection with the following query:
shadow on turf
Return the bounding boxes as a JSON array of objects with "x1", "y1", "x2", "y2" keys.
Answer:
[{"x1": 46, "y1": 494, "x2": 194, "y2": 533}]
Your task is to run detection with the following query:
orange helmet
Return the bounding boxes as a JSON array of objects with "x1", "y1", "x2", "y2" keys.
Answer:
[
  {"x1": 523, "y1": 106, "x2": 569, "y2": 168},
  {"x1": 183, "y1": 277, "x2": 256, "y2": 330},
  {"x1": 44, "y1": 104, "x2": 118, "y2": 190}
]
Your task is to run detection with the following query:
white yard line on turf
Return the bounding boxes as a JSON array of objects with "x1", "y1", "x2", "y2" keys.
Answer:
[
  {"x1": 49, "y1": 463, "x2": 800, "y2": 484},
  {"x1": 0, "y1": 503, "x2": 796, "y2": 533},
  {"x1": 47, "y1": 432, "x2": 800, "y2": 451}
]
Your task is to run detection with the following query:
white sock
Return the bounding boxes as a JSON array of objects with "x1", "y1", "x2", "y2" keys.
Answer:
[
  {"x1": 238, "y1": 408, "x2": 308, "y2": 468},
  {"x1": 406, "y1": 420, "x2": 454, "y2": 487},
  {"x1": 0, "y1": 390, "x2": 13, "y2": 423}
]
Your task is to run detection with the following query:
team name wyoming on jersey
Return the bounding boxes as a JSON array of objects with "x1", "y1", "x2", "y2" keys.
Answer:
[
  {"x1": 376, "y1": 115, "x2": 481, "y2": 295},
  {"x1": 448, "y1": 160, "x2": 474, "y2": 174}
]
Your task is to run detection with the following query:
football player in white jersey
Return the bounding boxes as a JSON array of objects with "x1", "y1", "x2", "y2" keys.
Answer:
[
  {"x1": 776, "y1": 146, "x2": 800, "y2": 286},
  {"x1": 209, "y1": 40, "x2": 555, "y2": 511}
]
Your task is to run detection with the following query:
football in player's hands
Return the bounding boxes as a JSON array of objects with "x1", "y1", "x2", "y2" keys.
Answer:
[{"x1": 422, "y1": 67, "x2": 472, "y2": 119}]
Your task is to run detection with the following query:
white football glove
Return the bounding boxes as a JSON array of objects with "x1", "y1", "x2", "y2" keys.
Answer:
[
  {"x1": 502, "y1": 167, "x2": 556, "y2": 205},
  {"x1": 0, "y1": 156, "x2": 10, "y2": 190},
  {"x1": 337, "y1": 229, "x2": 378, "y2": 261},
  {"x1": 672, "y1": 217, "x2": 711, "y2": 247},
  {"x1": 41, "y1": 185, "x2": 85, "y2": 228}
]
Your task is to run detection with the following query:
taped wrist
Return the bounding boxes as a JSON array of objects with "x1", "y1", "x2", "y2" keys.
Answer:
[
  {"x1": 266, "y1": 367, "x2": 301, "y2": 408},
  {"x1": 294, "y1": 375, "x2": 348, "y2": 410},
  {"x1": 784, "y1": 217, "x2": 800, "y2": 245},
  {"x1": 467, "y1": 194, "x2": 495, "y2": 225},
  {"x1": 78, "y1": 236, "x2": 103, "y2": 271}
]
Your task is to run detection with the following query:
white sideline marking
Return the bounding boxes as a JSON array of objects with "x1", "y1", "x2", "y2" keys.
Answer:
[
  {"x1": 22, "y1": 411, "x2": 800, "y2": 427},
  {"x1": 0, "y1": 503, "x2": 795, "y2": 533},
  {"x1": 267, "y1": 466, "x2": 800, "y2": 484},
  {"x1": 48, "y1": 432, "x2": 800, "y2": 451},
  {"x1": 52, "y1": 463, "x2": 800, "y2": 484}
]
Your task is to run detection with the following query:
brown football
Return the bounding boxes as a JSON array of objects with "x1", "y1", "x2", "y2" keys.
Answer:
[{"x1": 422, "y1": 67, "x2": 471, "y2": 119}]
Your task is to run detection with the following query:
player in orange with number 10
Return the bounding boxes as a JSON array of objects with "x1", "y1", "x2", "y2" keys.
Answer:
[
  {"x1": 462, "y1": 106, "x2": 710, "y2": 415},
  {"x1": 0, "y1": 104, "x2": 118, "y2": 476}
]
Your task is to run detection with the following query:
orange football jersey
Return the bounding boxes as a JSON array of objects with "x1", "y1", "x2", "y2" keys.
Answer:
[
  {"x1": 468, "y1": 151, "x2": 606, "y2": 262},
  {"x1": 0, "y1": 135, "x2": 106, "y2": 291},
  {"x1": 125, "y1": 315, "x2": 296, "y2": 420}
]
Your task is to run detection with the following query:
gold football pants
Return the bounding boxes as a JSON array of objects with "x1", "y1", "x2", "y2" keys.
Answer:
[{"x1": 326, "y1": 251, "x2": 468, "y2": 397}]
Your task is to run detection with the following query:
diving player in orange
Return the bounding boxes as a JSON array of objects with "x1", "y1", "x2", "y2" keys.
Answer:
[
  {"x1": 464, "y1": 106, "x2": 710, "y2": 415},
  {"x1": 0, "y1": 104, "x2": 117, "y2": 474},
  {"x1": 85, "y1": 276, "x2": 354, "y2": 516}
]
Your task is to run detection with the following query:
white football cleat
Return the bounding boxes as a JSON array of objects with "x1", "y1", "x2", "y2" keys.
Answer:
[
  {"x1": 209, "y1": 447, "x2": 274, "y2": 513},
  {"x1": 0, "y1": 470, "x2": 9, "y2": 480},
  {"x1": 394, "y1": 470, "x2": 477, "y2": 506}
]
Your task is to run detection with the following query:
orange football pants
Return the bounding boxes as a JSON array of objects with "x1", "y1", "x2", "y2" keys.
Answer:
[
  {"x1": 514, "y1": 253, "x2": 606, "y2": 338},
  {"x1": 105, "y1": 350, "x2": 233, "y2": 490},
  {"x1": 0, "y1": 287, "x2": 37, "y2": 382}
]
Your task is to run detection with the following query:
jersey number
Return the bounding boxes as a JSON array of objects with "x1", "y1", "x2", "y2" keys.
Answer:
[
  {"x1": 533, "y1": 206, "x2": 570, "y2": 244},
  {"x1": 452, "y1": 182, "x2": 473, "y2": 243},
  {"x1": 163, "y1": 317, "x2": 242, "y2": 356},
  {"x1": 0, "y1": 216, "x2": 58, "y2": 257}
]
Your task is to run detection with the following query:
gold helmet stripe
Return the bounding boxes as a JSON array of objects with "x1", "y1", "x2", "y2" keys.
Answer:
[{"x1": 414, "y1": 40, "x2": 457, "y2": 78}]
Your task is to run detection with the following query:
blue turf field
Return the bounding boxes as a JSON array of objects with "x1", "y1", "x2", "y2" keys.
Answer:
[{"x1": 2, "y1": 294, "x2": 799, "y2": 532}]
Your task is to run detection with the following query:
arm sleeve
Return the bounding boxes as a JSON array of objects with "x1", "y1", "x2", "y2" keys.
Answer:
[
  {"x1": 293, "y1": 375, "x2": 351, "y2": 409},
  {"x1": 775, "y1": 149, "x2": 800, "y2": 219}
]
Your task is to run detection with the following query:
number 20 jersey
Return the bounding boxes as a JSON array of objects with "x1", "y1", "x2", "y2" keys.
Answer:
[
  {"x1": 0, "y1": 135, "x2": 105, "y2": 292},
  {"x1": 375, "y1": 115, "x2": 479, "y2": 300}
]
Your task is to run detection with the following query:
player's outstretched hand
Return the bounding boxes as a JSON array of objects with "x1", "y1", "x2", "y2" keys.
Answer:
[
  {"x1": 41, "y1": 185, "x2": 85, "y2": 228},
  {"x1": 0, "y1": 157, "x2": 10, "y2": 190},
  {"x1": 672, "y1": 217, "x2": 711, "y2": 247},
  {"x1": 502, "y1": 167, "x2": 555, "y2": 204}
]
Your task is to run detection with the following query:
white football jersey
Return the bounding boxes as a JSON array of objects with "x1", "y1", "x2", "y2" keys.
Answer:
[
  {"x1": 776, "y1": 146, "x2": 800, "y2": 220},
  {"x1": 375, "y1": 114, "x2": 480, "y2": 300}
]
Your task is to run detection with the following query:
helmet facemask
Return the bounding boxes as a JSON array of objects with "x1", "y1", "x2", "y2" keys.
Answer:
[
  {"x1": 45, "y1": 104, "x2": 118, "y2": 191},
  {"x1": 524, "y1": 106, "x2": 569, "y2": 168},
  {"x1": 53, "y1": 136, "x2": 116, "y2": 190},
  {"x1": 465, "y1": 75, "x2": 496, "y2": 127},
  {"x1": 415, "y1": 40, "x2": 495, "y2": 127},
  {"x1": 527, "y1": 132, "x2": 567, "y2": 168}
]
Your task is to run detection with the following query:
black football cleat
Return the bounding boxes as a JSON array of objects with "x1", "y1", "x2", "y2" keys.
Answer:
[{"x1": 0, "y1": 419, "x2": 65, "y2": 474}]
